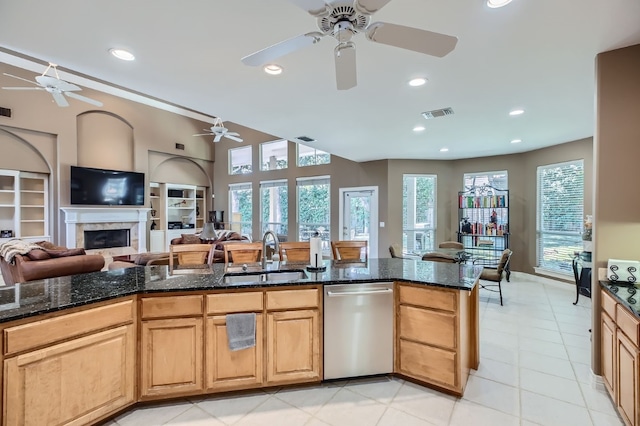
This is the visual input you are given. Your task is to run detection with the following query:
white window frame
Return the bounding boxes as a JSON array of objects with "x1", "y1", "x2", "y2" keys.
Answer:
[
  {"x1": 536, "y1": 160, "x2": 584, "y2": 276},
  {"x1": 228, "y1": 146, "x2": 252, "y2": 175},
  {"x1": 260, "y1": 179, "x2": 288, "y2": 238},
  {"x1": 403, "y1": 174, "x2": 437, "y2": 254},
  {"x1": 296, "y1": 175, "x2": 330, "y2": 248},
  {"x1": 228, "y1": 182, "x2": 253, "y2": 238},
  {"x1": 259, "y1": 140, "x2": 288, "y2": 171},
  {"x1": 297, "y1": 144, "x2": 330, "y2": 167}
]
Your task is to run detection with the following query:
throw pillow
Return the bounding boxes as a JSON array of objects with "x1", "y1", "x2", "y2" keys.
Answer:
[
  {"x1": 26, "y1": 249, "x2": 52, "y2": 260},
  {"x1": 36, "y1": 241, "x2": 68, "y2": 251},
  {"x1": 44, "y1": 248, "x2": 86, "y2": 258},
  {"x1": 181, "y1": 233, "x2": 202, "y2": 244}
]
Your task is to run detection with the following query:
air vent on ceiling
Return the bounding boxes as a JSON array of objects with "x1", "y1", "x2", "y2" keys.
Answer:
[
  {"x1": 296, "y1": 136, "x2": 316, "y2": 142},
  {"x1": 0, "y1": 107, "x2": 12, "y2": 118},
  {"x1": 422, "y1": 107, "x2": 454, "y2": 120}
]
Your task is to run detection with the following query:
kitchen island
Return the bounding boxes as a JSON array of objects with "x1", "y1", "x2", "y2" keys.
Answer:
[{"x1": 0, "y1": 258, "x2": 482, "y2": 426}]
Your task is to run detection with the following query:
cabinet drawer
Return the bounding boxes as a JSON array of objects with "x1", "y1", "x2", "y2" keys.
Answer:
[
  {"x1": 601, "y1": 289, "x2": 617, "y2": 319},
  {"x1": 207, "y1": 292, "x2": 263, "y2": 314},
  {"x1": 399, "y1": 285, "x2": 456, "y2": 312},
  {"x1": 4, "y1": 299, "x2": 134, "y2": 356},
  {"x1": 399, "y1": 339, "x2": 457, "y2": 388},
  {"x1": 266, "y1": 288, "x2": 318, "y2": 310},
  {"x1": 141, "y1": 295, "x2": 203, "y2": 319},
  {"x1": 400, "y1": 305, "x2": 456, "y2": 349},
  {"x1": 616, "y1": 304, "x2": 640, "y2": 346}
]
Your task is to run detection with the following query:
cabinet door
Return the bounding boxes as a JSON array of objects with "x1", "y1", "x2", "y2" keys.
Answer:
[
  {"x1": 4, "y1": 325, "x2": 135, "y2": 426},
  {"x1": 140, "y1": 318, "x2": 203, "y2": 398},
  {"x1": 266, "y1": 310, "x2": 320, "y2": 384},
  {"x1": 616, "y1": 331, "x2": 638, "y2": 426},
  {"x1": 601, "y1": 312, "x2": 617, "y2": 399},
  {"x1": 206, "y1": 314, "x2": 263, "y2": 391}
]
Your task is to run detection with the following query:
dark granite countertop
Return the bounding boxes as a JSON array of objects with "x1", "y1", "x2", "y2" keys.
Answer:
[
  {"x1": 600, "y1": 280, "x2": 640, "y2": 318},
  {"x1": 0, "y1": 258, "x2": 483, "y2": 324}
]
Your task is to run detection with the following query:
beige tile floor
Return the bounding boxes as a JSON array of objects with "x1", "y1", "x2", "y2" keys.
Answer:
[{"x1": 103, "y1": 273, "x2": 623, "y2": 426}]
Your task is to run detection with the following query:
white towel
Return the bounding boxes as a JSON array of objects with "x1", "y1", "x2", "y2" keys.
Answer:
[
  {"x1": 0, "y1": 239, "x2": 42, "y2": 264},
  {"x1": 226, "y1": 313, "x2": 256, "y2": 351}
]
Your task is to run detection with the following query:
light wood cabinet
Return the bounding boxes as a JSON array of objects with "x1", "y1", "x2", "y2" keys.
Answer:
[
  {"x1": 4, "y1": 323, "x2": 135, "y2": 426},
  {"x1": 601, "y1": 288, "x2": 640, "y2": 426},
  {"x1": 396, "y1": 283, "x2": 478, "y2": 395},
  {"x1": 205, "y1": 292, "x2": 264, "y2": 391},
  {"x1": 602, "y1": 311, "x2": 616, "y2": 397},
  {"x1": 266, "y1": 309, "x2": 320, "y2": 384},
  {"x1": 139, "y1": 295, "x2": 204, "y2": 398}
]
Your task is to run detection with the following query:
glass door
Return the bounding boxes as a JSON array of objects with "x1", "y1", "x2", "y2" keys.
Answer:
[{"x1": 339, "y1": 187, "x2": 378, "y2": 257}]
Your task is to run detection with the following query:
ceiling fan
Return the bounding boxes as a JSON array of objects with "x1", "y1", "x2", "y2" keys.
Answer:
[
  {"x1": 241, "y1": 0, "x2": 458, "y2": 90},
  {"x1": 1, "y1": 62, "x2": 103, "y2": 107},
  {"x1": 193, "y1": 118, "x2": 244, "y2": 142}
]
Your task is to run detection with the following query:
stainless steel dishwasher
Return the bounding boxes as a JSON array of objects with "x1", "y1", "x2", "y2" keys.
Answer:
[{"x1": 323, "y1": 282, "x2": 394, "y2": 380}]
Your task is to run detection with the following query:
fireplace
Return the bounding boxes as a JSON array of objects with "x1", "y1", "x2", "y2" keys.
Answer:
[{"x1": 84, "y1": 229, "x2": 130, "y2": 250}]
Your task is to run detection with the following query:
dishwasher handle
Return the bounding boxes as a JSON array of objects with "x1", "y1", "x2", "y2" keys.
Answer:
[{"x1": 326, "y1": 288, "x2": 393, "y2": 297}]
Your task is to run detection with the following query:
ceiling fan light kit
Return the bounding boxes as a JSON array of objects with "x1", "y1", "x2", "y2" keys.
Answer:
[
  {"x1": 2, "y1": 62, "x2": 103, "y2": 107},
  {"x1": 193, "y1": 117, "x2": 244, "y2": 143},
  {"x1": 241, "y1": 0, "x2": 458, "y2": 90}
]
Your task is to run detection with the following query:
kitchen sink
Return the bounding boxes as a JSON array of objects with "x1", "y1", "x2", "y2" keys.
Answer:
[{"x1": 222, "y1": 269, "x2": 308, "y2": 284}]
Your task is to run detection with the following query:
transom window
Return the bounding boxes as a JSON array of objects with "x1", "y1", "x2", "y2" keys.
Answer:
[
  {"x1": 464, "y1": 170, "x2": 508, "y2": 191},
  {"x1": 229, "y1": 146, "x2": 252, "y2": 175},
  {"x1": 297, "y1": 144, "x2": 330, "y2": 167},
  {"x1": 260, "y1": 140, "x2": 288, "y2": 171}
]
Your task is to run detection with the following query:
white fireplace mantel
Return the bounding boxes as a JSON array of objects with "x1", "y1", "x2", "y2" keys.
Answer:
[{"x1": 61, "y1": 207, "x2": 151, "y2": 253}]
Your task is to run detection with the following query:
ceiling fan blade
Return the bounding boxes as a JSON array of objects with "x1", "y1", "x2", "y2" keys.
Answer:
[
  {"x1": 51, "y1": 92, "x2": 69, "y2": 107},
  {"x1": 193, "y1": 133, "x2": 214, "y2": 137},
  {"x1": 242, "y1": 32, "x2": 324, "y2": 66},
  {"x1": 355, "y1": 0, "x2": 393, "y2": 15},
  {"x1": 1, "y1": 86, "x2": 44, "y2": 90},
  {"x1": 225, "y1": 134, "x2": 244, "y2": 143},
  {"x1": 65, "y1": 91, "x2": 104, "y2": 107},
  {"x1": 36, "y1": 75, "x2": 81, "y2": 92},
  {"x1": 366, "y1": 22, "x2": 458, "y2": 57},
  {"x1": 289, "y1": 0, "x2": 330, "y2": 16},
  {"x1": 213, "y1": 134, "x2": 223, "y2": 142},
  {"x1": 335, "y1": 42, "x2": 357, "y2": 91},
  {"x1": 227, "y1": 132, "x2": 241, "y2": 137},
  {"x1": 2, "y1": 73, "x2": 39, "y2": 86}
]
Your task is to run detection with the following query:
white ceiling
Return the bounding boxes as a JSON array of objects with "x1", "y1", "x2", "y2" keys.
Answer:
[{"x1": 1, "y1": 0, "x2": 639, "y2": 162}]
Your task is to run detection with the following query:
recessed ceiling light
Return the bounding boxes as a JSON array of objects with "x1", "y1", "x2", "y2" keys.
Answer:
[
  {"x1": 263, "y1": 64, "x2": 283, "y2": 75},
  {"x1": 109, "y1": 48, "x2": 135, "y2": 61},
  {"x1": 509, "y1": 109, "x2": 525, "y2": 116},
  {"x1": 413, "y1": 126, "x2": 425, "y2": 132},
  {"x1": 487, "y1": 0, "x2": 513, "y2": 8},
  {"x1": 440, "y1": 148, "x2": 449, "y2": 152},
  {"x1": 408, "y1": 77, "x2": 427, "y2": 87},
  {"x1": 511, "y1": 139, "x2": 522, "y2": 144}
]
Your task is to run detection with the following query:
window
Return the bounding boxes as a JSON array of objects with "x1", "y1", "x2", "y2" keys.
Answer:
[
  {"x1": 260, "y1": 179, "x2": 288, "y2": 238},
  {"x1": 297, "y1": 176, "x2": 330, "y2": 250},
  {"x1": 464, "y1": 170, "x2": 508, "y2": 190},
  {"x1": 229, "y1": 183, "x2": 252, "y2": 238},
  {"x1": 297, "y1": 144, "x2": 330, "y2": 167},
  {"x1": 229, "y1": 146, "x2": 252, "y2": 175},
  {"x1": 537, "y1": 160, "x2": 584, "y2": 274},
  {"x1": 260, "y1": 140, "x2": 288, "y2": 171},
  {"x1": 403, "y1": 175, "x2": 436, "y2": 253}
]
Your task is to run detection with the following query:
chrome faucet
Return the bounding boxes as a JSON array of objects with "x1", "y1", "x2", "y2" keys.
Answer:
[{"x1": 262, "y1": 230, "x2": 280, "y2": 269}]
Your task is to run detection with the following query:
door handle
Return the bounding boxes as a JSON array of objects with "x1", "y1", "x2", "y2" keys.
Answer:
[{"x1": 327, "y1": 288, "x2": 393, "y2": 297}]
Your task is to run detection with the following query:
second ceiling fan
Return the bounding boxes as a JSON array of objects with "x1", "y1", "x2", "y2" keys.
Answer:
[{"x1": 242, "y1": 0, "x2": 458, "y2": 90}]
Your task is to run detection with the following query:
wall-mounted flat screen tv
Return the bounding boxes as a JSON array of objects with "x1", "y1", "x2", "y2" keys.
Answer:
[{"x1": 70, "y1": 166, "x2": 145, "y2": 206}]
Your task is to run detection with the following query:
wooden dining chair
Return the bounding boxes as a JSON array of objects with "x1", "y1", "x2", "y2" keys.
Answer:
[
  {"x1": 279, "y1": 241, "x2": 311, "y2": 262},
  {"x1": 169, "y1": 244, "x2": 213, "y2": 270},
  {"x1": 438, "y1": 241, "x2": 464, "y2": 250},
  {"x1": 222, "y1": 242, "x2": 263, "y2": 264},
  {"x1": 331, "y1": 240, "x2": 368, "y2": 261}
]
